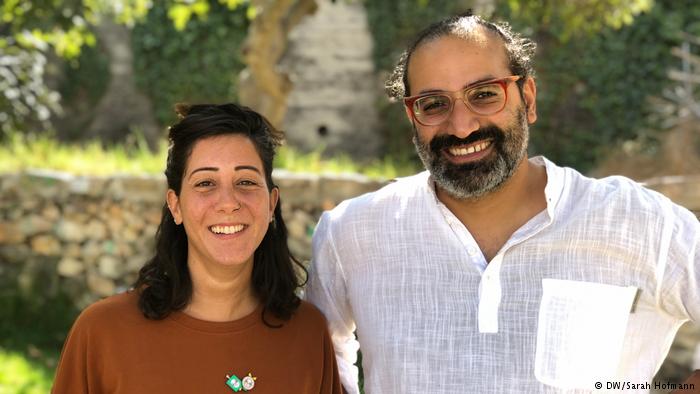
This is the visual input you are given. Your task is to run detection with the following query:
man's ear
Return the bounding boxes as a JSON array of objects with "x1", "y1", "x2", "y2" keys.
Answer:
[
  {"x1": 404, "y1": 104, "x2": 414, "y2": 123},
  {"x1": 166, "y1": 189, "x2": 182, "y2": 225},
  {"x1": 522, "y1": 77, "x2": 537, "y2": 124}
]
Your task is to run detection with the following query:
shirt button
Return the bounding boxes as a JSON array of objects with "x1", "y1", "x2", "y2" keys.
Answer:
[{"x1": 467, "y1": 246, "x2": 478, "y2": 256}]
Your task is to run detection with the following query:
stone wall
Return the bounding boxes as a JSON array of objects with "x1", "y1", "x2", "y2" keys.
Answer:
[
  {"x1": 281, "y1": 0, "x2": 381, "y2": 158},
  {"x1": 0, "y1": 169, "x2": 385, "y2": 308}
]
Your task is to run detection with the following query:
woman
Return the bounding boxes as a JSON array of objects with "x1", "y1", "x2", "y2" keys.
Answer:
[{"x1": 52, "y1": 103, "x2": 341, "y2": 393}]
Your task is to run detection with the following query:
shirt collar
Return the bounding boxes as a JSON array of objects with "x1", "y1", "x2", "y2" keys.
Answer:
[{"x1": 423, "y1": 156, "x2": 565, "y2": 219}]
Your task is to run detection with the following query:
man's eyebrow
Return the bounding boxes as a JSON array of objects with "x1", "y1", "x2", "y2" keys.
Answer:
[
  {"x1": 416, "y1": 75, "x2": 498, "y2": 95},
  {"x1": 187, "y1": 165, "x2": 261, "y2": 180}
]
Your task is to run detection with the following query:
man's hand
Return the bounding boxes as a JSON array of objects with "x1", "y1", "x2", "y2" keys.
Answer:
[{"x1": 671, "y1": 370, "x2": 700, "y2": 393}]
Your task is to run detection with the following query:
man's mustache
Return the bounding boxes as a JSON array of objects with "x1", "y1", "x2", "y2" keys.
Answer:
[{"x1": 429, "y1": 126, "x2": 504, "y2": 153}]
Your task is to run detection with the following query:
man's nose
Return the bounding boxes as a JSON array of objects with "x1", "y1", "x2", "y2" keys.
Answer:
[{"x1": 446, "y1": 98, "x2": 480, "y2": 138}]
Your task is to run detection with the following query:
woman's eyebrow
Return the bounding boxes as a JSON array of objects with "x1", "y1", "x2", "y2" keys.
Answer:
[{"x1": 235, "y1": 165, "x2": 261, "y2": 174}]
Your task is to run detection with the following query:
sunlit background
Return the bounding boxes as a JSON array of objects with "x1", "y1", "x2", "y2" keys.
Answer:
[{"x1": 1, "y1": 0, "x2": 698, "y2": 392}]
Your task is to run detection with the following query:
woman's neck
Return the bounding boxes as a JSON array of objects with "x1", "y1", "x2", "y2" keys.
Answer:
[{"x1": 184, "y1": 258, "x2": 260, "y2": 322}]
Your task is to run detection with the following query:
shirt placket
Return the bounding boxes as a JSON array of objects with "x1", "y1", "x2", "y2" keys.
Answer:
[{"x1": 437, "y1": 199, "x2": 554, "y2": 334}]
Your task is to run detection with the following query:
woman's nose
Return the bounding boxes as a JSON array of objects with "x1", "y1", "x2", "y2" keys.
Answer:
[{"x1": 216, "y1": 188, "x2": 242, "y2": 212}]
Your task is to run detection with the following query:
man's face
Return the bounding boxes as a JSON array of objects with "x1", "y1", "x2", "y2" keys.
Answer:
[{"x1": 406, "y1": 33, "x2": 537, "y2": 199}]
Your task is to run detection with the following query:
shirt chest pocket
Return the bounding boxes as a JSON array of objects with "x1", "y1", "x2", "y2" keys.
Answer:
[{"x1": 534, "y1": 279, "x2": 638, "y2": 390}]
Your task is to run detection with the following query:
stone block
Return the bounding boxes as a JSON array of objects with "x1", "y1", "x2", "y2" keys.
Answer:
[
  {"x1": 57, "y1": 257, "x2": 85, "y2": 277},
  {"x1": 87, "y1": 274, "x2": 116, "y2": 297},
  {"x1": 30, "y1": 235, "x2": 61, "y2": 255},
  {"x1": 56, "y1": 219, "x2": 87, "y2": 242},
  {"x1": 273, "y1": 170, "x2": 321, "y2": 206},
  {"x1": 98, "y1": 255, "x2": 123, "y2": 279},
  {"x1": 319, "y1": 173, "x2": 386, "y2": 205},
  {"x1": 0, "y1": 223, "x2": 26, "y2": 244},
  {"x1": 19, "y1": 214, "x2": 54, "y2": 235}
]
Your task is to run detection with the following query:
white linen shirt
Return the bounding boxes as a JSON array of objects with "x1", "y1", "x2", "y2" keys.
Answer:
[{"x1": 305, "y1": 156, "x2": 700, "y2": 394}]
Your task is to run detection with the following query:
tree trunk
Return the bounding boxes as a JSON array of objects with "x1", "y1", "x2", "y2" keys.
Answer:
[
  {"x1": 238, "y1": 0, "x2": 317, "y2": 128},
  {"x1": 86, "y1": 16, "x2": 159, "y2": 149}
]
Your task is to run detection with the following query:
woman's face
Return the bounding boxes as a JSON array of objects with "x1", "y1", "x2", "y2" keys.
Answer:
[{"x1": 167, "y1": 134, "x2": 278, "y2": 269}]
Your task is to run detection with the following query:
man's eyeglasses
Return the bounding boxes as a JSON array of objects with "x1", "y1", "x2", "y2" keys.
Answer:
[{"x1": 403, "y1": 75, "x2": 522, "y2": 126}]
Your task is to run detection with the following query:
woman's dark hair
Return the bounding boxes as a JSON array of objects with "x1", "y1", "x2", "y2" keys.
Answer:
[
  {"x1": 385, "y1": 10, "x2": 537, "y2": 100},
  {"x1": 134, "y1": 103, "x2": 306, "y2": 326}
]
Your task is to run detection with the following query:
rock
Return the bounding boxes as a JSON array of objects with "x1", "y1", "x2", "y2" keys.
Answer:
[
  {"x1": 30, "y1": 235, "x2": 61, "y2": 255},
  {"x1": 0, "y1": 244, "x2": 32, "y2": 263},
  {"x1": 127, "y1": 253, "x2": 150, "y2": 272},
  {"x1": 81, "y1": 240, "x2": 103, "y2": 264},
  {"x1": 0, "y1": 223, "x2": 25, "y2": 244},
  {"x1": 87, "y1": 274, "x2": 116, "y2": 297},
  {"x1": 85, "y1": 219, "x2": 108, "y2": 240},
  {"x1": 19, "y1": 215, "x2": 54, "y2": 235},
  {"x1": 273, "y1": 170, "x2": 320, "y2": 206},
  {"x1": 108, "y1": 175, "x2": 166, "y2": 203},
  {"x1": 42, "y1": 203, "x2": 61, "y2": 221},
  {"x1": 20, "y1": 198, "x2": 40, "y2": 211},
  {"x1": 98, "y1": 255, "x2": 123, "y2": 279},
  {"x1": 145, "y1": 207, "x2": 162, "y2": 226},
  {"x1": 286, "y1": 214, "x2": 307, "y2": 240},
  {"x1": 319, "y1": 173, "x2": 386, "y2": 206},
  {"x1": 122, "y1": 226, "x2": 139, "y2": 243},
  {"x1": 85, "y1": 202, "x2": 99, "y2": 215},
  {"x1": 56, "y1": 219, "x2": 87, "y2": 242},
  {"x1": 57, "y1": 257, "x2": 85, "y2": 277},
  {"x1": 63, "y1": 243, "x2": 83, "y2": 258}
]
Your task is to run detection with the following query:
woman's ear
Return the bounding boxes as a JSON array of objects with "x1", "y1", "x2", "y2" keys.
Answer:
[
  {"x1": 269, "y1": 186, "x2": 279, "y2": 221},
  {"x1": 166, "y1": 189, "x2": 182, "y2": 225}
]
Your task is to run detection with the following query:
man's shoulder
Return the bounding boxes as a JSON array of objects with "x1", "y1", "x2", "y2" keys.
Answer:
[{"x1": 549, "y1": 159, "x2": 681, "y2": 216}]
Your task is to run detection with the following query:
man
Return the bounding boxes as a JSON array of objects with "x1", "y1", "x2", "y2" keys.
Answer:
[{"x1": 305, "y1": 12, "x2": 700, "y2": 394}]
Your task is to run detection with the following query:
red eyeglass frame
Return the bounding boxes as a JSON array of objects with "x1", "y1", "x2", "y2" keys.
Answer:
[{"x1": 403, "y1": 75, "x2": 522, "y2": 126}]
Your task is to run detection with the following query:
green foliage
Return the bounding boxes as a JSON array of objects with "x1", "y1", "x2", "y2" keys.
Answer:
[
  {"x1": 1, "y1": 0, "x2": 248, "y2": 140},
  {"x1": 0, "y1": 0, "x2": 149, "y2": 138},
  {"x1": 0, "y1": 41, "x2": 60, "y2": 135},
  {"x1": 503, "y1": 0, "x2": 700, "y2": 170},
  {"x1": 364, "y1": 0, "x2": 472, "y2": 71},
  {"x1": 132, "y1": 1, "x2": 249, "y2": 126},
  {"x1": 54, "y1": 39, "x2": 111, "y2": 141},
  {"x1": 505, "y1": 0, "x2": 653, "y2": 42}
]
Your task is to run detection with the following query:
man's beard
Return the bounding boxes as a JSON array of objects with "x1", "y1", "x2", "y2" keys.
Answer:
[{"x1": 413, "y1": 108, "x2": 529, "y2": 200}]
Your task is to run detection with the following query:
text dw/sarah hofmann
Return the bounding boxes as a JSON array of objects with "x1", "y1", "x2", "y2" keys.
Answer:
[{"x1": 605, "y1": 381, "x2": 696, "y2": 390}]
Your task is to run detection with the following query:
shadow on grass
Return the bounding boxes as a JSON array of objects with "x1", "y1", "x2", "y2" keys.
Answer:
[{"x1": 0, "y1": 284, "x2": 81, "y2": 391}]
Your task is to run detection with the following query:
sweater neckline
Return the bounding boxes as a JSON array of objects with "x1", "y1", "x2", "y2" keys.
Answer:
[{"x1": 169, "y1": 304, "x2": 264, "y2": 334}]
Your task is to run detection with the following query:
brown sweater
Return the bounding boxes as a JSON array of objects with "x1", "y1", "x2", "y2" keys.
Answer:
[{"x1": 52, "y1": 291, "x2": 342, "y2": 394}]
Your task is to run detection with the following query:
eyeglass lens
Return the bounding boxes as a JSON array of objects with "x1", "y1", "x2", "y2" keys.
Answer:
[{"x1": 413, "y1": 82, "x2": 506, "y2": 125}]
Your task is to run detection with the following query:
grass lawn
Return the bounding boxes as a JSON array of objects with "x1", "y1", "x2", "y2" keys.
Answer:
[
  {"x1": 0, "y1": 132, "x2": 420, "y2": 179},
  {"x1": 0, "y1": 350, "x2": 56, "y2": 393}
]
